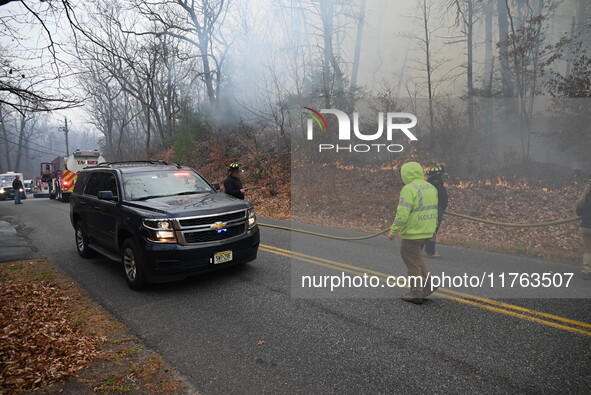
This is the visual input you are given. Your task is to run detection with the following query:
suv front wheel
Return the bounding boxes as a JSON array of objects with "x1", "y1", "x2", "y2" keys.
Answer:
[{"x1": 121, "y1": 238, "x2": 147, "y2": 290}]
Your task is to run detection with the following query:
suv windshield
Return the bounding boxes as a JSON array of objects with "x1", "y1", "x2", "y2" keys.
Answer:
[{"x1": 122, "y1": 170, "x2": 214, "y2": 201}]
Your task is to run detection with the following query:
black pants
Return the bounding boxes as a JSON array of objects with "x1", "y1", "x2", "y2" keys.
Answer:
[{"x1": 424, "y1": 208, "x2": 443, "y2": 255}]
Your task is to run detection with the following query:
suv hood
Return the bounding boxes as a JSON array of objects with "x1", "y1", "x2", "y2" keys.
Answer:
[{"x1": 123, "y1": 192, "x2": 250, "y2": 217}]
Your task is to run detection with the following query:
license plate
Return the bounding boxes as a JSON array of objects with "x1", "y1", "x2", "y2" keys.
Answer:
[{"x1": 213, "y1": 250, "x2": 233, "y2": 264}]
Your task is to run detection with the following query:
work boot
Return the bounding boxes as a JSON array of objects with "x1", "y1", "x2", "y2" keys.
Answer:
[
  {"x1": 402, "y1": 291, "x2": 424, "y2": 305},
  {"x1": 422, "y1": 278, "x2": 439, "y2": 298},
  {"x1": 426, "y1": 253, "x2": 441, "y2": 258}
]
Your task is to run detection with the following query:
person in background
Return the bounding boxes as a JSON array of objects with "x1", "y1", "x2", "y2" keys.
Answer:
[
  {"x1": 576, "y1": 174, "x2": 591, "y2": 280},
  {"x1": 388, "y1": 161, "x2": 439, "y2": 304},
  {"x1": 12, "y1": 175, "x2": 24, "y2": 205},
  {"x1": 424, "y1": 165, "x2": 448, "y2": 258},
  {"x1": 224, "y1": 162, "x2": 247, "y2": 200}
]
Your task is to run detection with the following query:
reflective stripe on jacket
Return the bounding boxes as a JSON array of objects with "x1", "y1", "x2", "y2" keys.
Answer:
[{"x1": 390, "y1": 162, "x2": 439, "y2": 240}]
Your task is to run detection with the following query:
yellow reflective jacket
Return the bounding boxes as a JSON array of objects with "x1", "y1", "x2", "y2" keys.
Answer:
[{"x1": 390, "y1": 162, "x2": 439, "y2": 240}]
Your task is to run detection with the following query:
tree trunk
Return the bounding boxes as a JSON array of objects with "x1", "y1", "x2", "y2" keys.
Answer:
[
  {"x1": 144, "y1": 104, "x2": 151, "y2": 156},
  {"x1": 320, "y1": 0, "x2": 333, "y2": 109},
  {"x1": 199, "y1": 40, "x2": 217, "y2": 108},
  {"x1": 350, "y1": 0, "x2": 366, "y2": 96},
  {"x1": 524, "y1": 0, "x2": 544, "y2": 163},
  {"x1": 577, "y1": 0, "x2": 587, "y2": 46},
  {"x1": 498, "y1": 0, "x2": 514, "y2": 97},
  {"x1": 483, "y1": 0, "x2": 493, "y2": 93},
  {"x1": 467, "y1": 0, "x2": 474, "y2": 133},
  {"x1": 422, "y1": 0, "x2": 434, "y2": 145},
  {"x1": 0, "y1": 106, "x2": 10, "y2": 171},
  {"x1": 163, "y1": 40, "x2": 175, "y2": 140},
  {"x1": 566, "y1": 17, "x2": 575, "y2": 78},
  {"x1": 105, "y1": 88, "x2": 116, "y2": 159},
  {"x1": 14, "y1": 111, "x2": 26, "y2": 171}
]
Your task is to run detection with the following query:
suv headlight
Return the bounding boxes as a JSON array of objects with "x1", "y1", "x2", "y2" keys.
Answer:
[
  {"x1": 0, "y1": 189, "x2": 4, "y2": 194},
  {"x1": 143, "y1": 219, "x2": 177, "y2": 243},
  {"x1": 248, "y1": 208, "x2": 256, "y2": 229}
]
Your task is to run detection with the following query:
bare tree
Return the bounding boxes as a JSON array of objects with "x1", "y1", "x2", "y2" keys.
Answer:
[
  {"x1": 131, "y1": 0, "x2": 233, "y2": 112},
  {"x1": 317, "y1": 0, "x2": 352, "y2": 108},
  {"x1": 403, "y1": 0, "x2": 455, "y2": 147},
  {"x1": 0, "y1": 102, "x2": 45, "y2": 172},
  {"x1": 449, "y1": 0, "x2": 482, "y2": 133},
  {"x1": 80, "y1": 63, "x2": 119, "y2": 159},
  {"x1": 0, "y1": 1, "x2": 81, "y2": 113},
  {"x1": 77, "y1": 1, "x2": 183, "y2": 152},
  {"x1": 284, "y1": 0, "x2": 356, "y2": 109},
  {"x1": 499, "y1": 0, "x2": 565, "y2": 162}
]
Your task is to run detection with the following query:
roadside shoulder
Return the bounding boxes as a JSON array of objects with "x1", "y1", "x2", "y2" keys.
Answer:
[{"x1": 0, "y1": 258, "x2": 199, "y2": 394}]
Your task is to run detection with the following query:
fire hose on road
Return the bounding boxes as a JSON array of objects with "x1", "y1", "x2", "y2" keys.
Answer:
[{"x1": 258, "y1": 213, "x2": 582, "y2": 241}]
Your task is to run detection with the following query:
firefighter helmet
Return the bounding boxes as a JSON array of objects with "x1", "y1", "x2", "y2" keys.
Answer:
[
  {"x1": 426, "y1": 165, "x2": 444, "y2": 178},
  {"x1": 228, "y1": 162, "x2": 242, "y2": 174}
]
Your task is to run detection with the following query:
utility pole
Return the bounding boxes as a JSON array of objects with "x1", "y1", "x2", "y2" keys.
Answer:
[{"x1": 60, "y1": 117, "x2": 70, "y2": 155}]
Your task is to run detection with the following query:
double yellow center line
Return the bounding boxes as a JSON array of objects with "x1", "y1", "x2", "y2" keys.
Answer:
[{"x1": 260, "y1": 244, "x2": 591, "y2": 337}]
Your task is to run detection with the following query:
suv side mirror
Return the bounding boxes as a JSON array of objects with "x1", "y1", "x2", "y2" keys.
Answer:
[
  {"x1": 98, "y1": 191, "x2": 117, "y2": 201},
  {"x1": 212, "y1": 182, "x2": 220, "y2": 191}
]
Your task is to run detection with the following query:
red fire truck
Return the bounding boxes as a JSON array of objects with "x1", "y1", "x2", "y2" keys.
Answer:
[{"x1": 47, "y1": 149, "x2": 105, "y2": 202}]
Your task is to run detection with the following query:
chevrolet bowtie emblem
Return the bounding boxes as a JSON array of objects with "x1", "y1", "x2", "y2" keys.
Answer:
[{"x1": 210, "y1": 221, "x2": 227, "y2": 230}]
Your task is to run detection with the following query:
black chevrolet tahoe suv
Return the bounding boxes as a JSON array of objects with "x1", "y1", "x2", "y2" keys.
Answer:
[{"x1": 70, "y1": 161, "x2": 259, "y2": 289}]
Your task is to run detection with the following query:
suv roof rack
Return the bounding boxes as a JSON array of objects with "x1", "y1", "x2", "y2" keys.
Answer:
[
  {"x1": 105, "y1": 160, "x2": 170, "y2": 166},
  {"x1": 84, "y1": 160, "x2": 185, "y2": 170},
  {"x1": 85, "y1": 160, "x2": 172, "y2": 168}
]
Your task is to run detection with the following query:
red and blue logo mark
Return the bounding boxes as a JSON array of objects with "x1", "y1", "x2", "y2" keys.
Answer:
[{"x1": 303, "y1": 107, "x2": 329, "y2": 132}]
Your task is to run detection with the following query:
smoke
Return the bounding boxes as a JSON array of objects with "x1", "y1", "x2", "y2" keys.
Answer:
[{"x1": 3, "y1": 0, "x2": 588, "y2": 176}]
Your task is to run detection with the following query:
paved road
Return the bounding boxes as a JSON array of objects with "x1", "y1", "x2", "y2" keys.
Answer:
[{"x1": 1, "y1": 198, "x2": 590, "y2": 394}]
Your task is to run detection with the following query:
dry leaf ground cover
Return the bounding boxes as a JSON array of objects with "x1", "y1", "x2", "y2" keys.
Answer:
[{"x1": 0, "y1": 259, "x2": 192, "y2": 394}]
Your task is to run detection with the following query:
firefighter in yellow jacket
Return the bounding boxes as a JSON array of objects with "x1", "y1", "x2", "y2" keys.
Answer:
[{"x1": 388, "y1": 161, "x2": 439, "y2": 304}]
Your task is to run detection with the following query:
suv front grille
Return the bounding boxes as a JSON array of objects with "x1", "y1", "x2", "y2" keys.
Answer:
[
  {"x1": 183, "y1": 224, "x2": 246, "y2": 243},
  {"x1": 179, "y1": 211, "x2": 246, "y2": 227}
]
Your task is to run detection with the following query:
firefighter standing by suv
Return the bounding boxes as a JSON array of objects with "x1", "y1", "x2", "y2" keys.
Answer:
[{"x1": 224, "y1": 162, "x2": 247, "y2": 200}]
